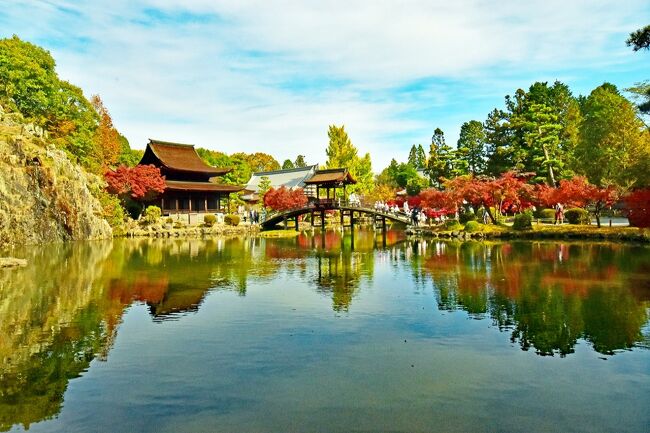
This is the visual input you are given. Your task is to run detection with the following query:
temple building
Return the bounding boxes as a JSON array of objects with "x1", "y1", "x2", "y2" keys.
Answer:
[
  {"x1": 138, "y1": 139, "x2": 242, "y2": 215},
  {"x1": 241, "y1": 165, "x2": 318, "y2": 203}
]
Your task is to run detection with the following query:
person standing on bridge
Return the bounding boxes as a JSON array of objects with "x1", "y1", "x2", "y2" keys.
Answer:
[{"x1": 403, "y1": 201, "x2": 410, "y2": 215}]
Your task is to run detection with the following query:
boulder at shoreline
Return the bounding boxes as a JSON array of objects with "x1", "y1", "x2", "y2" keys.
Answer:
[{"x1": 0, "y1": 257, "x2": 27, "y2": 268}]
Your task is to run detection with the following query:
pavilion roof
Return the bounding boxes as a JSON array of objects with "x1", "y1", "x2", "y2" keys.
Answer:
[
  {"x1": 304, "y1": 168, "x2": 357, "y2": 185},
  {"x1": 145, "y1": 139, "x2": 232, "y2": 175}
]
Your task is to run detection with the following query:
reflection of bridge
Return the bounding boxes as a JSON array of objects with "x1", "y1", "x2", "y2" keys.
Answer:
[{"x1": 262, "y1": 200, "x2": 410, "y2": 231}]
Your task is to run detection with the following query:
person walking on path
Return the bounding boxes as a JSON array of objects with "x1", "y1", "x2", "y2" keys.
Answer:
[{"x1": 554, "y1": 203, "x2": 564, "y2": 225}]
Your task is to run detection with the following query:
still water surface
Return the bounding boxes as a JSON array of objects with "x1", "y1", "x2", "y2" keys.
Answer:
[{"x1": 1, "y1": 230, "x2": 649, "y2": 432}]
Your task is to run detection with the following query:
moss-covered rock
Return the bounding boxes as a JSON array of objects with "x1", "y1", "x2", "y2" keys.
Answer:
[{"x1": 0, "y1": 111, "x2": 112, "y2": 248}]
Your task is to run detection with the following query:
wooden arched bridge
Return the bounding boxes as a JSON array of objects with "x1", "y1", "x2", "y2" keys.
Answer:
[
  {"x1": 258, "y1": 167, "x2": 410, "y2": 231},
  {"x1": 262, "y1": 200, "x2": 411, "y2": 231}
]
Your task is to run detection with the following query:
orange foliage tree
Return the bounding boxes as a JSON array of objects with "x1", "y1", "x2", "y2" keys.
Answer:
[
  {"x1": 91, "y1": 95, "x2": 121, "y2": 167},
  {"x1": 263, "y1": 187, "x2": 308, "y2": 211}
]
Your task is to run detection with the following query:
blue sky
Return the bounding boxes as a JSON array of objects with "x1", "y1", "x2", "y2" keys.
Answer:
[{"x1": 1, "y1": 0, "x2": 648, "y2": 169}]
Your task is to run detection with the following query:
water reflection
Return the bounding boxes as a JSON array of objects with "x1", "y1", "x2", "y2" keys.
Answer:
[
  {"x1": 420, "y1": 241, "x2": 650, "y2": 356},
  {"x1": 0, "y1": 234, "x2": 648, "y2": 431}
]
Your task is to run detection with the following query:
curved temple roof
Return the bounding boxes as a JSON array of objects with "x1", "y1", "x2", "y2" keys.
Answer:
[
  {"x1": 144, "y1": 139, "x2": 232, "y2": 175},
  {"x1": 304, "y1": 168, "x2": 357, "y2": 185}
]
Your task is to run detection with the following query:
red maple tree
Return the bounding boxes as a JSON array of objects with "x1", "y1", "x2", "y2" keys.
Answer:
[
  {"x1": 105, "y1": 164, "x2": 166, "y2": 215},
  {"x1": 542, "y1": 177, "x2": 619, "y2": 227},
  {"x1": 418, "y1": 189, "x2": 455, "y2": 211},
  {"x1": 263, "y1": 187, "x2": 308, "y2": 211},
  {"x1": 443, "y1": 172, "x2": 533, "y2": 224},
  {"x1": 623, "y1": 188, "x2": 650, "y2": 228}
]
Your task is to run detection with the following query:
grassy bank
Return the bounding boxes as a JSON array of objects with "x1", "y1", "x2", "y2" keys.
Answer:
[{"x1": 412, "y1": 223, "x2": 650, "y2": 243}]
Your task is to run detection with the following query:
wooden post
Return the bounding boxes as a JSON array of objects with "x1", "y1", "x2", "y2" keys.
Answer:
[
  {"x1": 175, "y1": 198, "x2": 179, "y2": 213},
  {"x1": 204, "y1": 195, "x2": 208, "y2": 213},
  {"x1": 295, "y1": 215, "x2": 299, "y2": 231},
  {"x1": 188, "y1": 194, "x2": 192, "y2": 224},
  {"x1": 321, "y1": 210, "x2": 325, "y2": 229},
  {"x1": 161, "y1": 197, "x2": 165, "y2": 211},
  {"x1": 382, "y1": 216, "x2": 387, "y2": 233},
  {"x1": 283, "y1": 217, "x2": 287, "y2": 230},
  {"x1": 311, "y1": 210, "x2": 315, "y2": 227},
  {"x1": 340, "y1": 210, "x2": 344, "y2": 226},
  {"x1": 350, "y1": 211, "x2": 354, "y2": 229}
]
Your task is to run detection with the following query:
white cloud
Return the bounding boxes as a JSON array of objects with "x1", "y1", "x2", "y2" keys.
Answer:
[{"x1": 2, "y1": 0, "x2": 648, "y2": 170}]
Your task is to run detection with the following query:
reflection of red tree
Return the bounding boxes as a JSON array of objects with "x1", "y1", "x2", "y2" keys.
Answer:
[
  {"x1": 297, "y1": 233, "x2": 311, "y2": 248},
  {"x1": 265, "y1": 244, "x2": 305, "y2": 259},
  {"x1": 491, "y1": 264, "x2": 524, "y2": 299},
  {"x1": 109, "y1": 273, "x2": 169, "y2": 304},
  {"x1": 541, "y1": 265, "x2": 619, "y2": 297}
]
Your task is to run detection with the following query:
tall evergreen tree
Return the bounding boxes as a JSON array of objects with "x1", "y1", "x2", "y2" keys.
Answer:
[
  {"x1": 408, "y1": 145, "x2": 418, "y2": 167},
  {"x1": 282, "y1": 159, "x2": 295, "y2": 169},
  {"x1": 426, "y1": 128, "x2": 454, "y2": 187},
  {"x1": 416, "y1": 144, "x2": 427, "y2": 168},
  {"x1": 294, "y1": 154, "x2": 307, "y2": 167},
  {"x1": 407, "y1": 144, "x2": 427, "y2": 168},
  {"x1": 522, "y1": 103, "x2": 563, "y2": 185},
  {"x1": 484, "y1": 109, "x2": 512, "y2": 176},
  {"x1": 456, "y1": 120, "x2": 487, "y2": 175},
  {"x1": 626, "y1": 25, "x2": 650, "y2": 51}
]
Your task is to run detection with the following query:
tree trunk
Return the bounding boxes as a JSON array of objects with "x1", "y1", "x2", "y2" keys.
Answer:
[
  {"x1": 542, "y1": 143, "x2": 556, "y2": 186},
  {"x1": 483, "y1": 203, "x2": 497, "y2": 224}
]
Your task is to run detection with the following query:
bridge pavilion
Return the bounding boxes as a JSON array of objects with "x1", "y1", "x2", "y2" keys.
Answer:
[
  {"x1": 138, "y1": 139, "x2": 242, "y2": 216},
  {"x1": 303, "y1": 168, "x2": 357, "y2": 206}
]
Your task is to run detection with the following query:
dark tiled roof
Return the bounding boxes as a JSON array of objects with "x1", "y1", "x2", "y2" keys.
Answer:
[
  {"x1": 304, "y1": 168, "x2": 357, "y2": 185},
  {"x1": 165, "y1": 180, "x2": 243, "y2": 192},
  {"x1": 148, "y1": 139, "x2": 231, "y2": 175}
]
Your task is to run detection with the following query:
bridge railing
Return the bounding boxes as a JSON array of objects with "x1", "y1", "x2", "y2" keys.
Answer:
[{"x1": 261, "y1": 199, "x2": 413, "y2": 225}]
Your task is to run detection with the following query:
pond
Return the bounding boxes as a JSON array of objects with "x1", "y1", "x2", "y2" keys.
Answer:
[{"x1": 1, "y1": 230, "x2": 649, "y2": 432}]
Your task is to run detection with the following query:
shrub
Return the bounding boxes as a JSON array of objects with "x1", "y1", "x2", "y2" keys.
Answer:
[
  {"x1": 165, "y1": 217, "x2": 173, "y2": 224},
  {"x1": 142, "y1": 205, "x2": 161, "y2": 225},
  {"x1": 173, "y1": 221, "x2": 184, "y2": 229},
  {"x1": 512, "y1": 212, "x2": 533, "y2": 230},
  {"x1": 204, "y1": 214, "x2": 217, "y2": 227},
  {"x1": 564, "y1": 208, "x2": 589, "y2": 225},
  {"x1": 443, "y1": 219, "x2": 462, "y2": 231},
  {"x1": 464, "y1": 221, "x2": 481, "y2": 232},
  {"x1": 459, "y1": 211, "x2": 476, "y2": 224},
  {"x1": 224, "y1": 214, "x2": 240, "y2": 226},
  {"x1": 538, "y1": 208, "x2": 556, "y2": 220}
]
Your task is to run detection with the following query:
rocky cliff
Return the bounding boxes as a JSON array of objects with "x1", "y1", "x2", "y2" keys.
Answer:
[{"x1": 0, "y1": 106, "x2": 112, "y2": 249}]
